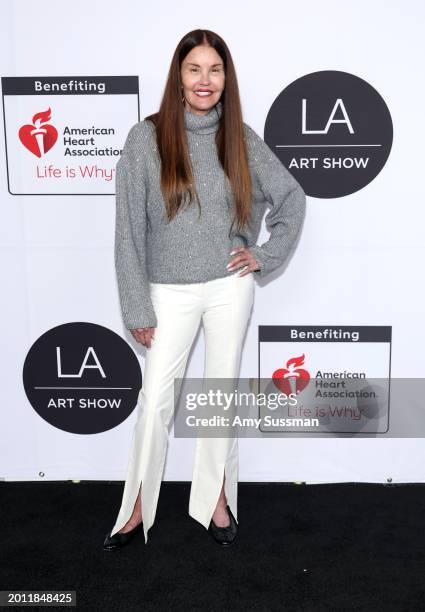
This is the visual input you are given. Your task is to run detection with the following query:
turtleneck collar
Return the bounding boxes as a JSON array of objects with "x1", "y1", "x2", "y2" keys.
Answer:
[{"x1": 184, "y1": 100, "x2": 223, "y2": 135}]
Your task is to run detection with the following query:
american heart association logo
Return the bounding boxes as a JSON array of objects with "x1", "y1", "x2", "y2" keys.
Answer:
[
  {"x1": 272, "y1": 353, "x2": 310, "y2": 395},
  {"x1": 18, "y1": 107, "x2": 58, "y2": 158}
]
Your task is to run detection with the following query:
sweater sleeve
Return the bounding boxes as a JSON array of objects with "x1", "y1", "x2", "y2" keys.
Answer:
[
  {"x1": 114, "y1": 123, "x2": 158, "y2": 330},
  {"x1": 244, "y1": 123, "x2": 306, "y2": 279}
]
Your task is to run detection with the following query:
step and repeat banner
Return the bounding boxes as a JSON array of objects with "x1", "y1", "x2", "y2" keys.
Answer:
[{"x1": 2, "y1": 0, "x2": 424, "y2": 483}]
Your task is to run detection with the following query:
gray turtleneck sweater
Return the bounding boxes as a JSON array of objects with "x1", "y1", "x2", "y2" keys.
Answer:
[{"x1": 115, "y1": 100, "x2": 306, "y2": 330}]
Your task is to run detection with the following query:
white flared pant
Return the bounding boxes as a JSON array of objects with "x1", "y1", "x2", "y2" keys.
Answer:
[{"x1": 110, "y1": 269, "x2": 255, "y2": 543}]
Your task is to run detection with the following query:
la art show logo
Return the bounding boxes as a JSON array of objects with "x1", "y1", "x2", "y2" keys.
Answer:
[
  {"x1": 265, "y1": 70, "x2": 393, "y2": 198},
  {"x1": 22, "y1": 322, "x2": 143, "y2": 434}
]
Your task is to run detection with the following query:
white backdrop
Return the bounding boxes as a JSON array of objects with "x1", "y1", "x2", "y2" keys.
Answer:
[{"x1": 1, "y1": 0, "x2": 424, "y2": 483}]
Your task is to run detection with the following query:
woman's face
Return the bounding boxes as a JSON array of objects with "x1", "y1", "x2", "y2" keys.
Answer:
[{"x1": 180, "y1": 45, "x2": 225, "y2": 116}]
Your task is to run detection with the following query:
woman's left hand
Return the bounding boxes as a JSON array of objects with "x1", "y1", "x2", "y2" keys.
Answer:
[{"x1": 227, "y1": 247, "x2": 261, "y2": 277}]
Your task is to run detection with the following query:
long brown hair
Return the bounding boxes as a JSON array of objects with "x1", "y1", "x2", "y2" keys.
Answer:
[{"x1": 145, "y1": 29, "x2": 252, "y2": 234}]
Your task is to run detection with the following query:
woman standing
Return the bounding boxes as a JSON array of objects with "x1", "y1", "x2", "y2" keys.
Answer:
[{"x1": 103, "y1": 28, "x2": 306, "y2": 549}]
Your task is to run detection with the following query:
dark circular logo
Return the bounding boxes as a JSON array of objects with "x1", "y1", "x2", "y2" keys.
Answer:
[
  {"x1": 264, "y1": 70, "x2": 393, "y2": 198},
  {"x1": 22, "y1": 322, "x2": 143, "y2": 434}
]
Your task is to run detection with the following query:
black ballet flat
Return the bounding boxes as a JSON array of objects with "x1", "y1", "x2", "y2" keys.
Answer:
[
  {"x1": 208, "y1": 505, "x2": 238, "y2": 546},
  {"x1": 103, "y1": 521, "x2": 143, "y2": 551}
]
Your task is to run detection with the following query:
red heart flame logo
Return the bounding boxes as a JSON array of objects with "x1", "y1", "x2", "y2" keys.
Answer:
[
  {"x1": 18, "y1": 107, "x2": 58, "y2": 158},
  {"x1": 272, "y1": 353, "x2": 310, "y2": 396}
]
